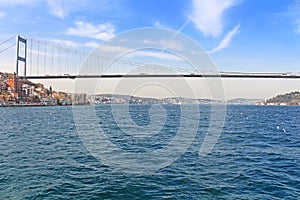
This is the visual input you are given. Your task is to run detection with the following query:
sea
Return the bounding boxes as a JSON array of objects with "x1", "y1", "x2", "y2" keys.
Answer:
[{"x1": 0, "y1": 105, "x2": 299, "y2": 199}]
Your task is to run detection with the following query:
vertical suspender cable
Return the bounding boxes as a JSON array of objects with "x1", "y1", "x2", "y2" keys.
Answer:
[
  {"x1": 98, "y1": 56, "x2": 100, "y2": 75},
  {"x1": 44, "y1": 43, "x2": 47, "y2": 75},
  {"x1": 59, "y1": 47, "x2": 62, "y2": 75},
  {"x1": 51, "y1": 46, "x2": 54, "y2": 75},
  {"x1": 30, "y1": 39, "x2": 33, "y2": 76},
  {"x1": 65, "y1": 49, "x2": 68, "y2": 75},
  {"x1": 74, "y1": 52, "x2": 77, "y2": 75},
  {"x1": 73, "y1": 52, "x2": 75, "y2": 75},
  {"x1": 37, "y1": 41, "x2": 40, "y2": 76}
]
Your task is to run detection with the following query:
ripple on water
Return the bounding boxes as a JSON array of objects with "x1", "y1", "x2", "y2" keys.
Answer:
[{"x1": 0, "y1": 105, "x2": 299, "y2": 199}]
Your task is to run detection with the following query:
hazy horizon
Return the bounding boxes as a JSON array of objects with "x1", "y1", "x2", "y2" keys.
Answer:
[{"x1": 35, "y1": 78, "x2": 299, "y2": 101}]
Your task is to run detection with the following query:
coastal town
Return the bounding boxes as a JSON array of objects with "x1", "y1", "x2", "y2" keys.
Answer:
[{"x1": 0, "y1": 72, "x2": 87, "y2": 106}]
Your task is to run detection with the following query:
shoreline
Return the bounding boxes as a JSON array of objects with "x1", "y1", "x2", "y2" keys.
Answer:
[{"x1": 1, "y1": 103, "x2": 299, "y2": 108}]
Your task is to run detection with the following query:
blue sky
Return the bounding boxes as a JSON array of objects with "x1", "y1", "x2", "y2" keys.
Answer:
[
  {"x1": 1, "y1": 0, "x2": 300, "y2": 73},
  {"x1": 1, "y1": 0, "x2": 300, "y2": 99}
]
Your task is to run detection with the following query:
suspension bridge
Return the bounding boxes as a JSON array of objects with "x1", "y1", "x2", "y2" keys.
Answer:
[{"x1": 1, "y1": 35, "x2": 300, "y2": 79}]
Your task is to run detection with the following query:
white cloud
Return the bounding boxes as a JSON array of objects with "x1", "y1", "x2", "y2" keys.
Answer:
[
  {"x1": 141, "y1": 39, "x2": 183, "y2": 51},
  {"x1": 51, "y1": 39, "x2": 80, "y2": 48},
  {"x1": 0, "y1": 11, "x2": 6, "y2": 19},
  {"x1": 51, "y1": 39, "x2": 101, "y2": 49},
  {"x1": 67, "y1": 21, "x2": 115, "y2": 41},
  {"x1": 51, "y1": 39, "x2": 102, "y2": 49},
  {"x1": 125, "y1": 51, "x2": 182, "y2": 61},
  {"x1": 46, "y1": 0, "x2": 66, "y2": 19},
  {"x1": 84, "y1": 41, "x2": 100, "y2": 48},
  {"x1": 208, "y1": 24, "x2": 240, "y2": 54},
  {"x1": 96, "y1": 45, "x2": 131, "y2": 54},
  {"x1": 189, "y1": 0, "x2": 238, "y2": 37}
]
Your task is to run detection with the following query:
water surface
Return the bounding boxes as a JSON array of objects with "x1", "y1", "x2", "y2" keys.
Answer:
[{"x1": 0, "y1": 105, "x2": 299, "y2": 199}]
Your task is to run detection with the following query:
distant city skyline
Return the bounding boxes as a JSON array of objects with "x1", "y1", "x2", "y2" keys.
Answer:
[{"x1": 0, "y1": 0, "x2": 300, "y2": 99}]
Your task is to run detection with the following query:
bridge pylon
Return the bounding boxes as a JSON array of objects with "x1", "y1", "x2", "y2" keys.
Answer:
[{"x1": 15, "y1": 35, "x2": 27, "y2": 77}]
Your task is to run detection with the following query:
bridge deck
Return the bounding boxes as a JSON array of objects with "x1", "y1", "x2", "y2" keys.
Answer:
[{"x1": 19, "y1": 74, "x2": 300, "y2": 79}]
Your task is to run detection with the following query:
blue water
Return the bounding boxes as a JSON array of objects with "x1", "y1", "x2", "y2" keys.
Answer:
[{"x1": 0, "y1": 105, "x2": 299, "y2": 199}]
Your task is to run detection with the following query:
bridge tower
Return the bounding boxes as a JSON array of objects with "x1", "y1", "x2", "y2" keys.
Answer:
[{"x1": 15, "y1": 35, "x2": 27, "y2": 77}]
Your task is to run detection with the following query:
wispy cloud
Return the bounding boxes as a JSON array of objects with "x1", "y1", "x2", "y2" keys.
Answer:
[
  {"x1": 46, "y1": 0, "x2": 92, "y2": 19},
  {"x1": 153, "y1": 20, "x2": 170, "y2": 29},
  {"x1": 141, "y1": 39, "x2": 183, "y2": 51},
  {"x1": 208, "y1": 24, "x2": 240, "y2": 54},
  {"x1": 0, "y1": 0, "x2": 38, "y2": 6},
  {"x1": 96, "y1": 45, "x2": 131, "y2": 54},
  {"x1": 286, "y1": 0, "x2": 300, "y2": 34},
  {"x1": 297, "y1": 20, "x2": 300, "y2": 33},
  {"x1": 125, "y1": 51, "x2": 182, "y2": 61},
  {"x1": 67, "y1": 21, "x2": 115, "y2": 40},
  {"x1": 0, "y1": 11, "x2": 6, "y2": 19},
  {"x1": 51, "y1": 39, "x2": 101, "y2": 49},
  {"x1": 294, "y1": 1, "x2": 300, "y2": 34},
  {"x1": 189, "y1": 0, "x2": 239, "y2": 37},
  {"x1": 47, "y1": 0, "x2": 66, "y2": 19},
  {"x1": 51, "y1": 39, "x2": 80, "y2": 48},
  {"x1": 153, "y1": 21, "x2": 162, "y2": 27},
  {"x1": 95, "y1": 44, "x2": 182, "y2": 61},
  {"x1": 84, "y1": 41, "x2": 100, "y2": 48}
]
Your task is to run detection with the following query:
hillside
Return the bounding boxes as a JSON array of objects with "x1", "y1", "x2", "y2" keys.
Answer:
[
  {"x1": 264, "y1": 91, "x2": 300, "y2": 105},
  {"x1": 91, "y1": 94, "x2": 223, "y2": 105},
  {"x1": 228, "y1": 98, "x2": 262, "y2": 105}
]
